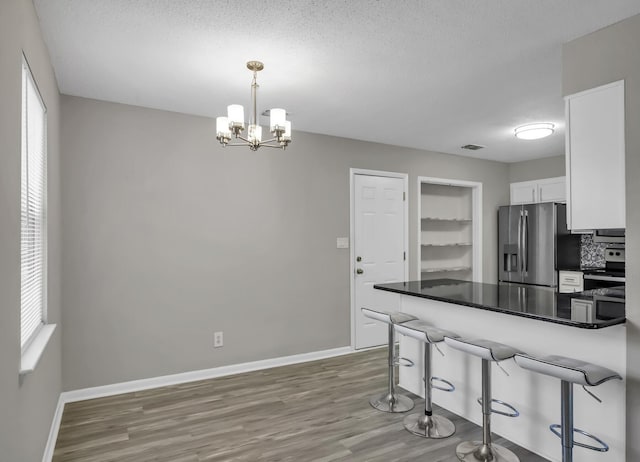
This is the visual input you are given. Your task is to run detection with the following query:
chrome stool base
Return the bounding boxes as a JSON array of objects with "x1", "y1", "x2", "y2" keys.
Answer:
[
  {"x1": 403, "y1": 412, "x2": 455, "y2": 438},
  {"x1": 456, "y1": 441, "x2": 520, "y2": 462},
  {"x1": 369, "y1": 391, "x2": 414, "y2": 413}
]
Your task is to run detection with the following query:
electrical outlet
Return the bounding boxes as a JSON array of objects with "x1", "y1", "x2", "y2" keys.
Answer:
[{"x1": 214, "y1": 331, "x2": 224, "y2": 348}]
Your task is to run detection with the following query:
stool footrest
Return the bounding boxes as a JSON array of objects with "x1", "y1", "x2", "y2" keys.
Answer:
[
  {"x1": 549, "y1": 424, "x2": 609, "y2": 452},
  {"x1": 394, "y1": 356, "x2": 414, "y2": 367},
  {"x1": 431, "y1": 376, "x2": 455, "y2": 392},
  {"x1": 477, "y1": 398, "x2": 520, "y2": 417}
]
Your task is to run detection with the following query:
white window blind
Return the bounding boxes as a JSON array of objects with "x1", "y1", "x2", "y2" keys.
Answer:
[{"x1": 20, "y1": 57, "x2": 47, "y2": 351}]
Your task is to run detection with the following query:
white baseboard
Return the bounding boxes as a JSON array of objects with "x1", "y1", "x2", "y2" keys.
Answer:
[
  {"x1": 43, "y1": 345, "x2": 354, "y2": 461},
  {"x1": 42, "y1": 394, "x2": 65, "y2": 462}
]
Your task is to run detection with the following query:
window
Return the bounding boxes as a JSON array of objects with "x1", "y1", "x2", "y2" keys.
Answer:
[{"x1": 20, "y1": 57, "x2": 47, "y2": 352}]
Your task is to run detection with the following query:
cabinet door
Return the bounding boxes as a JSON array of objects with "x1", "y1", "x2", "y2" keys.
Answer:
[
  {"x1": 566, "y1": 81, "x2": 625, "y2": 230},
  {"x1": 510, "y1": 181, "x2": 537, "y2": 205},
  {"x1": 537, "y1": 177, "x2": 566, "y2": 203}
]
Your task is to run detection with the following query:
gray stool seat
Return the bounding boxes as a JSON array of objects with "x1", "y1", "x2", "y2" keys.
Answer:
[
  {"x1": 395, "y1": 320, "x2": 458, "y2": 344},
  {"x1": 361, "y1": 307, "x2": 417, "y2": 325},
  {"x1": 444, "y1": 337, "x2": 520, "y2": 362},
  {"x1": 515, "y1": 353, "x2": 622, "y2": 462},
  {"x1": 444, "y1": 336, "x2": 521, "y2": 462},
  {"x1": 361, "y1": 307, "x2": 418, "y2": 413},
  {"x1": 514, "y1": 354, "x2": 621, "y2": 386},
  {"x1": 394, "y1": 320, "x2": 459, "y2": 439}
]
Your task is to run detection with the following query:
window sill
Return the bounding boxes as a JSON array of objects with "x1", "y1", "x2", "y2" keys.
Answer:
[{"x1": 20, "y1": 324, "x2": 56, "y2": 376}]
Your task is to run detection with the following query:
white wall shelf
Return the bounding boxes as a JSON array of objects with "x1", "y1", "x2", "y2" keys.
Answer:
[
  {"x1": 422, "y1": 242, "x2": 472, "y2": 247},
  {"x1": 421, "y1": 266, "x2": 472, "y2": 273},
  {"x1": 421, "y1": 217, "x2": 472, "y2": 222},
  {"x1": 417, "y1": 177, "x2": 482, "y2": 282}
]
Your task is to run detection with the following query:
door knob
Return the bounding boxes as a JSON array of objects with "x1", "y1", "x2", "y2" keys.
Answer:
[
  {"x1": 356, "y1": 268, "x2": 364, "y2": 274},
  {"x1": 356, "y1": 256, "x2": 362, "y2": 262}
]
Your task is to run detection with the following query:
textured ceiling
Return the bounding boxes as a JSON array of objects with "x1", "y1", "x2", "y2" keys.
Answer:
[{"x1": 34, "y1": 0, "x2": 640, "y2": 162}]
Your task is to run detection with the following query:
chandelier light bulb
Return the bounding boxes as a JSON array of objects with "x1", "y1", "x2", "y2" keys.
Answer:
[
  {"x1": 227, "y1": 104, "x2": 245, "y2": 130},
  {"x1": 216, "y1": 116, "x2": 231, "y2": 140},
  {"x1": 282, "y1": 120, "x2": 291, "y2": 141},
  {"x1": 248, "y1": 124, "x2": 262, "y2": 143},
  {"x1": 270, "y1": 108, "x2": 286, "y2": 133}
]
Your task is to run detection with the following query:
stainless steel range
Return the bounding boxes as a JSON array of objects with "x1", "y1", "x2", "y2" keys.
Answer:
[
  {"x1": 582, "y1": 245, "x2": 625, "y2": 290},
  {"x1": 571, "y1": 245, "x2": 625, "y2": 322}
]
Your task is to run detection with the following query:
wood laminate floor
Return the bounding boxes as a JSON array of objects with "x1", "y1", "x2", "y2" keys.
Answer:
[{"x1": 53, "y1": 348, "x2": 549, "y2": 462}]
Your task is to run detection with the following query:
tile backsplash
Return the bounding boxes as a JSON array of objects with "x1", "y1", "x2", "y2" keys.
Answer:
[{"x1": 580, "y1": 233, "x2": 607, "y2": 268}]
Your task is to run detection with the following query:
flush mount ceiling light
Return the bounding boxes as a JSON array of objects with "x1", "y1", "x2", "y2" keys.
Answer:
[
  {"x1": 216, "y1": 61, "x2": 291, "y2": 151},
  {"x1": 514, "y1": 123, "x2": 554, "y2": 140}
]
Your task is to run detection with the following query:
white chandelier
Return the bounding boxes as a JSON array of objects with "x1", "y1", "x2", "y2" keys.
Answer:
[{"x1": 216, "y1": 61, "x2": 291, "y2": 151}]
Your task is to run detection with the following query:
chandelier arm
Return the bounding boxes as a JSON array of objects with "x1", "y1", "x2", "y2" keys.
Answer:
[{"x1": 259, "y1": 144, "x2": 286, "y2": 149}]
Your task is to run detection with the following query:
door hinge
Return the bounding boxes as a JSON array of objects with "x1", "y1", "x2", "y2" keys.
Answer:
[
  {"x1": 403, "y1": 191, "x2": 406, "y2": 201},
  {"x1": 403, "y1": 251, "x2": 406, "y2": 261}
]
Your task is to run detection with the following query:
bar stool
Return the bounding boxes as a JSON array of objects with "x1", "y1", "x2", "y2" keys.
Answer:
[
  {"x1": 444, "y1": 337, "x2": 521, "y2": 462},
  {"x1": 394, "y1": 320, "x2": 459, "y2": 438},
  {"x1": 514, "y1": 353, "x2": 622, "y2": 462},
  {"x1": 361, "y1": 307, "x2": 417, "y2": 413}
]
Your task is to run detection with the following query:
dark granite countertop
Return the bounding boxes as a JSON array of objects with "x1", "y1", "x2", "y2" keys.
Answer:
[{"x1": 373, "y1": 279, "x2": 626, "y2": 329}]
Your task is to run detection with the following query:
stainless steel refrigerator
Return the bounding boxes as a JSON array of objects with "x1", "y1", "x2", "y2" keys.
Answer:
[{"x1": 498, "y1": 203, "x2": 580, "y2": 288}]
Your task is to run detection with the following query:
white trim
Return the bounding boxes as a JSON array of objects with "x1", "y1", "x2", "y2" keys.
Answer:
[
  {"x1": 565, "y1": 96, "x2": 573, "y2": 230},
  {"x1": 42, "y1": 345, "x2": 355, "y2": 461},
  {"x1": 417, "y1": 176, "x2": 483, "y2": 283},
  {"x1": 472, "y1": 183, "x2": 483, "y2": 282},
  {"x1": 349, "y1": 168, "x2": 409, "y2": 349},
  {"x1": 563, "y1": 78, "x2": 624, "y2": 101},
  {"x1": 60, "y1": 346, "x2": 353, "y2": 404},
  {"x1": 20, "y1": 324, "x2": 56, "y2": 375},
  {"x1": 42, "y1": 394, "x2": 65, "y2": 462}
]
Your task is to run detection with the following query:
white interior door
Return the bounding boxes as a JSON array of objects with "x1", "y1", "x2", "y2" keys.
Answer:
[{"x1": 353, "y1": 174, "x2": 406, "y2": 349}]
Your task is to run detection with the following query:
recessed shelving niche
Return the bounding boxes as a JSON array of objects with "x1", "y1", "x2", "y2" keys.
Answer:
[{"x1": 418, "y1": 178, "x2": 482, "y2": 282}]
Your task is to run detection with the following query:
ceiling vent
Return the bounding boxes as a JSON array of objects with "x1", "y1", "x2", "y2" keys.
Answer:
[{"x1": 461, "y1": 144, "x2": 486, "y2": 150}]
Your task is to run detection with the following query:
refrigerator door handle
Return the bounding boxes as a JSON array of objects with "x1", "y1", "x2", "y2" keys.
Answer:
[
  {"x1": 518, "y1": 210, "x2": 523, "y2": 273},
  {"x1": 523, "y1": 210, "x2": 529, "y2": 273}
]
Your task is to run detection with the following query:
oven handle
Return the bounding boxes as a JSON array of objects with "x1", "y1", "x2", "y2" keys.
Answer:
[{"x1": 583, "y1": 275, "x2": 625, "y2": 283}]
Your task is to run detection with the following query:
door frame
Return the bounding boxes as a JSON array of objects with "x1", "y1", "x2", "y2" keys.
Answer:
[
  {"x1": 417, "y1": 176, "x2": 483, "y2": 282},
  {"x1": 349, "y1": 168, "x2": 409, "y2": 349}
]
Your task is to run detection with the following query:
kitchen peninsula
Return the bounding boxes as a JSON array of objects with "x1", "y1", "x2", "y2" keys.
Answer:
[{"x1": 374, "y1": 279, "x2": 627, "y2": 462}]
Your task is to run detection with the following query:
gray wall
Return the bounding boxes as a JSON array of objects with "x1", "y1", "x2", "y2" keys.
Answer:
[
  {"x1": 563, "y1": 13, "x2": 640, "y2": 460},
  {"x1": 508, "y1": 155, "x2": 565, "y2": 183},
  {"x1": 60, "y1": 95, "x2": 509, "y2": 390},
  {"x1": 0, "y1": 0, "x2": 62, "y2": 461}
]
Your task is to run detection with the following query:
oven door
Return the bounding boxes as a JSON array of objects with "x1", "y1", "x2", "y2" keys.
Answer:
[{"x1": 583, "y1": 274, "x2": 625, "y2": 290}]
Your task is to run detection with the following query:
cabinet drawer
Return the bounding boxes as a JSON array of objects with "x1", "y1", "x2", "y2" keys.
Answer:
[{"x1": 559, "y1": 270, "x2": 584, "y2": 293}]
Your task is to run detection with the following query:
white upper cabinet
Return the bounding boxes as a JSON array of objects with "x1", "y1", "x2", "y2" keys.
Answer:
[
  {"x1": 565, "y1": 80, "x2": 625, "y2": 230},
  {"x1": 510, "y1": 177, "x2": 566, "y2": 205}
]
